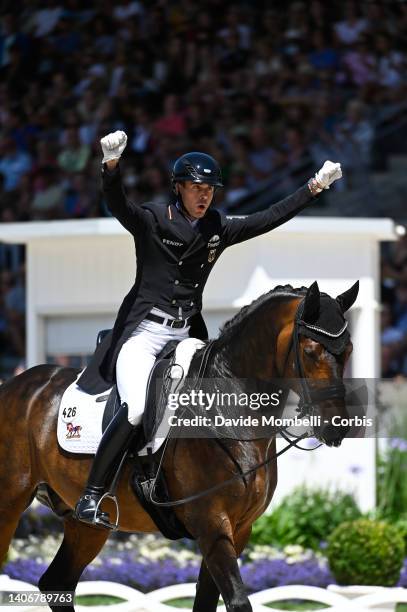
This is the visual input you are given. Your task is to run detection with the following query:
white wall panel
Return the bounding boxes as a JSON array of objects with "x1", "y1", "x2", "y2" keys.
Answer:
[
  {"x1": 31, "y1": 235, "x2": 135, "y2": 309},
  {"x1": 45, "y1": 314, "x2": 115, "y2": 354}
]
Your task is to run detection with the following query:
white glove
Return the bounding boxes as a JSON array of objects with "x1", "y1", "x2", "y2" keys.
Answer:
[
  {"x1": 315, "y1": 160, "x2": 342, "y2": 189},
  {"x1": 100, "y1": 130, "x2": 127, "y2": 163}
]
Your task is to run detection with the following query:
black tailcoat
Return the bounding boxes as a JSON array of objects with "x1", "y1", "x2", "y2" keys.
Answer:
[{"x1": 78, "y1": 166, "x2": 314, "y2": 393}]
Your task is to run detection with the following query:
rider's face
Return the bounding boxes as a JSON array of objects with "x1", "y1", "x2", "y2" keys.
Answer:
[{"x1": 176, "y1": 181, "x2": 215, "y2": 219}]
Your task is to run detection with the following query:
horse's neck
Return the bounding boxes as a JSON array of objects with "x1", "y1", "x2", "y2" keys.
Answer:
[{"x1": 213, "y1": 300, "x2": 292, "y2": 380}]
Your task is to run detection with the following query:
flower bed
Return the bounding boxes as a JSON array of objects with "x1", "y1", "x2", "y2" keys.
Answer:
[
  {"x1": 6, "y1": 483, "x2": 407, "y2": 596},
  {"x1": 3, "y1": 534, "x2": 331, "y2": 592},
  {"x1": 4, "y1": 532, "x2": 407, "y2": 593}
]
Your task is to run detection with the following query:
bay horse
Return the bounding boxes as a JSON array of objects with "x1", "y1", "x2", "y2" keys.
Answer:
[{"x1": 0, "y1": 281, "x2": 358, "y2": 612}]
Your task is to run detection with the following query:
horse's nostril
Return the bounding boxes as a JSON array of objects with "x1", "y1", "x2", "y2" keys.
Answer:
[{"x1": 322, "y1": 422, "x2": 350, "y2": 445}]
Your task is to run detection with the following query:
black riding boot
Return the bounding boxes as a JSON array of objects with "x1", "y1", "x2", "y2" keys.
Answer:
[{"x1": 74, "y1": 402, "x2": 139, "y2": 529}]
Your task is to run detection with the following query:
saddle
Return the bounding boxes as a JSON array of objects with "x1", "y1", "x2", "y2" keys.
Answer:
[{"x1": 96, "y1": 329, "x2": 193, "y2": 540}]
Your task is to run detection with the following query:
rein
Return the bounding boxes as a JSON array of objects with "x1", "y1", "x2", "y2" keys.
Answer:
[
  {"x1": 149, "y1": 296, "x2": 345, "y2": 508},
  {"x1": 149, "y1": 429, "x2": 316, "y2": 508}
]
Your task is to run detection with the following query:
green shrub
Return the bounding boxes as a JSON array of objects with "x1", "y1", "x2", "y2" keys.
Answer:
[
  {"x1": 394, "y1": 514, "x2": 407, "y2": 555},
  {"x1": 375, "y1": 388, "x2": 407, "y2": 522},
  {"x1": 377, "y1": 439, "x2": 407, "y2": 522},
  {"x1": 251, "y1": 486, "x2": 361, "y2": 551},
  {"x1": 327, "y1": 518, "x2": 404, "y2": 586}
]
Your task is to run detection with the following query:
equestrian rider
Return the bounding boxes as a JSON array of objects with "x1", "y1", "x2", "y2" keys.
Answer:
[{"x1": 74, "y1": 130, "x2": 342, "y2": 529}]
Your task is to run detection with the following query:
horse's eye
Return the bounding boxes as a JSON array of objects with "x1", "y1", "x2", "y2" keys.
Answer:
[{"x1": 304, "y1": 346, "x2": 318, "y2": 359}]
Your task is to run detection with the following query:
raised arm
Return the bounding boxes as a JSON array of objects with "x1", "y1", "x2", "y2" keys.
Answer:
[
  {"x1": 101, "y1": 131, "x2": 148, "y2": 234},
  {"x1": 222, "y1": 161, "x2": 342, "y2": 246}
]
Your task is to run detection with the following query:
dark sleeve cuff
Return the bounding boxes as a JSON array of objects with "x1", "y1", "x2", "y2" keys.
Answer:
[
  {"x1": 102, "y1": 162, "x2": 120, "y2": 176},
  {"x1": 102, "y1": 163, "x2": 121, "y2": 188}
]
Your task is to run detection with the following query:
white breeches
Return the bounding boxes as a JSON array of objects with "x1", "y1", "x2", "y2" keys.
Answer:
[{"x1": 116, "y1": 315, "x2": 189, "y2": 425}]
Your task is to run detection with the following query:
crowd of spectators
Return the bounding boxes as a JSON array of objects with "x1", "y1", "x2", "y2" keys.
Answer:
[
  {"x1": 0, "y1": 0, "x2": 406, "y2": 223},
  {"x1": 381, "y1": 236, "x2": 407, "y2": 379},
  {"x1": 0, "y1": 1, "x2": 406, "y2": 378}
]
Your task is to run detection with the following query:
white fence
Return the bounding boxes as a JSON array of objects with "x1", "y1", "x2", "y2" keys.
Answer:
[{"x1": 1, "y1": 575, "x2": 406, "y2": 611}]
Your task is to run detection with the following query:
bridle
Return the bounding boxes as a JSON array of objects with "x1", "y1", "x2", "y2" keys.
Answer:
[
  {"x1": 284, "y1": 298, "x2": 347, "y2": 420},
  {"x1": 149, "y1": 295, "x2": 349, "y2": 508}
]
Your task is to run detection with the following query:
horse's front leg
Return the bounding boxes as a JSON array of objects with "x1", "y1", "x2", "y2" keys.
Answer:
[
  {"x1": 38, "y1": 515, "x2": 109, "y2": 612},
  {"x1": 193, "y1": 560, "x2": 220, "y2": 612},
  {"x1": 195, "y1": 520, "x2": 252, "y2": 612}
]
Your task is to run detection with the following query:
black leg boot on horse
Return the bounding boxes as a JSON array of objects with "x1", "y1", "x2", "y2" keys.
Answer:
[{"x1": 74, "y1": 402, "x2": 140, "y2": 530}]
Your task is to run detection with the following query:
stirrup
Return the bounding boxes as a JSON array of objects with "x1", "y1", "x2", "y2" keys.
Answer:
[{"x1": 93, "y1": 492, "x2": 120, "y2": 531}]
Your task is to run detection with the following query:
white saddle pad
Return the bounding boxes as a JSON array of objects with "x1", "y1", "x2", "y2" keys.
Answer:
[{"x1": 57, "y1": 337, "x2": 205, "y2": 456}]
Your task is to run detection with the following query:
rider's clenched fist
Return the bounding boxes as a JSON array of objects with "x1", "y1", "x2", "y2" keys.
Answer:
[
  {"x1": 315, "y1": 160, "x2": 342, "y2": 190},
  {"x1": 100, "y1": 130, "x2": 128, "y2": 163}
]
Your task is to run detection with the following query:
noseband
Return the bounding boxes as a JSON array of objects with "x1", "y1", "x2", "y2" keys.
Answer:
[{"x1": 286, "y1": 298, "x2": 347, "y2": 419}]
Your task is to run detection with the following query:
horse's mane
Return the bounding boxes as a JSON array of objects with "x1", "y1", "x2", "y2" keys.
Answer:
[{"x1": 218, "y1": 284, "x2": 308, "y2": 343}]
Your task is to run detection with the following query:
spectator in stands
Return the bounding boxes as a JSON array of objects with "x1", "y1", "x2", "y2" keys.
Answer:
[
  {"x1": 64, "y1": 173, "x2": 98, "y2": 218},
  {"x1": 153, "y1": 94, "x2": 187, "y2": 138},
  {"x1": 130, "y1": 107, "x2": 152, "y2": 155},
  {"x1": 14, "y1": 175, "x2": 32, "y2": 222},
  {"x1": 218, "y1": 6, "x2": 252, "y2": 51},
  {"x1": 381, "y1": 302, "x2": 404, "y2": 378},
  {"x1": 224, "y1": 167, "x2": 249, "y2": 209},
  {"x1": 0, "y1": 268, "x2": 24, "y2": 374},
  {"x1": 342, "y1": 36, "x2": 376, "y2": 90},
  {"x1": 248, "y1": 124, "x2": 281, "y2": 186},
  {"x1": 375, "y1": 33, "x2": 405, "y2": 100},
  {"x1": 309, "y1": 1, "x2": 329, "y2": 31},
  {"x1": 391, "y1": 236, "x2": 407, "y2": 275},
  {"x1": 283, "y1": 1, "x2": 309, "y2": 52},
  {"x1": 4, "y1": 264, "x2": 25, "y2": 359},
  {"x1": 218, "y1": 30, "x2": 249, "y2": 73},
  {"x1": 284, "y1": 127, "x2": 309, "y2": 168},
  {"x1": 393, "y1": 282, "x2": 407, "y2": 336},
  {"x1": 0, "y1": 135, "x2": 31, "y2": 192},
  {"x1": 365, "y1": 2, "x2": 394, "y2": 38},
  {"x1": 0, "y1": 173, "x2": 14, "y2": 222},
  {"x1": 113, "y1": 1, "x2": 144, "y2": 22},
  {"x1": 92, "y1": 15, "x2": 116, "y2": 58},
  {"x1": 57, "y1": 127, "x2": 90, "y2": 174},
  {"x1": 334, "y1": 99, "x2": 374, "y2": 188},
  {"x1": 138, "y1": 166, "x2": 169, "y2": 205},
  {"x1": 31, "y1": 166, "x2": 65, "y2": 220},
  {"x1": 28, "y1": 2, "x2": 64, "y2": 38},
  {"x1": 308, "y1": 30, "x2": 340, "y2": 72},
  {"x1": 334, "y1": 2, "x2": 367, "y2": 46}
]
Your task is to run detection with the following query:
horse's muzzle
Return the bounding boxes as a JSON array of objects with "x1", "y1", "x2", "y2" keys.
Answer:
[{"x1": 316, "y1": 420, "x2": 351, "y2": 447}]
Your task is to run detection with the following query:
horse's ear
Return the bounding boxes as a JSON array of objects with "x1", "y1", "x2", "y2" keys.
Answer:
[
  {"x1": 336, "y1": 280, "x2": 359, "y2": 313},
  {"x1": 302, "y1": 281, "x2": 320, "y2": 322}
]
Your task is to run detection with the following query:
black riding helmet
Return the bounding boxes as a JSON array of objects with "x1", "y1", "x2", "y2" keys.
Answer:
[{"x1": 171, "y1": 152, "x2": 223, "y2": 193}]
